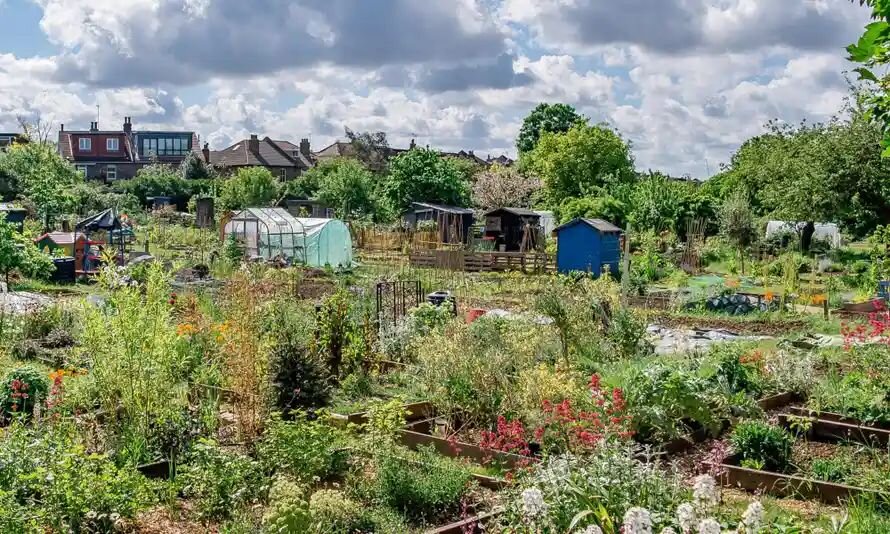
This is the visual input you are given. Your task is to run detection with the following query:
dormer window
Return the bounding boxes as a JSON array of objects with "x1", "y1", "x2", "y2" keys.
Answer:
[
  {"x1": 79, "y1": 138, "x2": 91, "y2": 151},
  {"x1": 107, "y1": 138, "x2": 119, "y2": 151}
]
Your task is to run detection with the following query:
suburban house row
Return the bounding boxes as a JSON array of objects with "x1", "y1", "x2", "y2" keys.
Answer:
[{"x1": 43, "y1": 118, "x2": 513, "y2": 182}]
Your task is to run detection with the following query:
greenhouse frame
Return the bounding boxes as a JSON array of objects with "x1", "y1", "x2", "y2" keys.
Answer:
[{"x1": 223, "y1": 208, "x2": 353, "y2": 268}]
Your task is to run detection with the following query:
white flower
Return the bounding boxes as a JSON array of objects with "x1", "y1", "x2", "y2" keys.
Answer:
[
  {"x1": 661, "y1": 528, "x2": 678, "y2": 534},
  {"x1": 692, "y1": 474, "x2": 720, "y2": 508},
  {"x1": 520, "y1": 487, "x2": 547, "y2": 519},
  {"x1": 677, "y1": 502, "x2": 697, "y2": 532},
  {"x1": 85, "y1": 511, "x2": 97, "y2": 520},
  {"x1": 740, "y1": 501, "x2": 763, "y2": 533},
  {"x1": 697, "y1": 518, "x2": 722, "y2": 534},
  {"x1": 579, "y1": 526, "x2": 603, "y2": 534},
  {"x1": 623, "y1": 507, "x2": 653, "y2": 534}
]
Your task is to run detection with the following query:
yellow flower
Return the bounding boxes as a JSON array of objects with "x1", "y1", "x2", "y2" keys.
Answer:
[{"x1": 176, "y1": 323, "x2": 197, "y2": 337}]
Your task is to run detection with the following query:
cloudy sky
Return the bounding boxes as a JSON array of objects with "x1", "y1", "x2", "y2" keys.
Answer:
[{"x1": 0, "y1": 0, "x2": 872, "y2": 177}]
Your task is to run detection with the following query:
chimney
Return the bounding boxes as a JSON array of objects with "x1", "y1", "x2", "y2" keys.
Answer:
[
  {"x1": 248, "y1": 134, "x2": 259, "y2": 153},
  {"x1": 60, "y1": 124, "x2": 64, "y2": 131},
  {"x1": 90, "y1": 121, "x2": 98, "y2": 132},
  {"x1": 123, "y1": 116, "x2": 132, "y2": 134},
  {"x1": 202, "y1": 142, "x2": 210, "y2": 163},
  {"x1": 409, "y1": 138, "x2": 416, "y2": 149},
  {"x1": 299, "y1": 138, "x2": 311, "y2": 159}
]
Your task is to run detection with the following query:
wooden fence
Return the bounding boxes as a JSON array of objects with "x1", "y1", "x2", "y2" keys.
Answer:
[
  {"x1": 351, "y1": 227, "x2": 439, "y2": 251},
  {"x1": 408, "y1": 250, "x2": 554, "y2": 274}
]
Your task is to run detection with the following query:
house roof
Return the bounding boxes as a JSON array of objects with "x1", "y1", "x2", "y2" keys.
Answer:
[
  {"x1": 409, "y1": 202, "x2": 474, "y2": 215},
  {"x1": 314, "y1": 140, "x2": 489, "y2": 166},
  {"x1": 58, "y1": 127, "x2": 198, "y2": 162},
  {"x1": 553, "y1": 218, "x2": 622, "y2": 234},
  {"x1": 210, "y1": 136, "x2": 311, "y2": 170},
  {"x1": 484, "y1": 207, "x2": 540, "y2": 218}
]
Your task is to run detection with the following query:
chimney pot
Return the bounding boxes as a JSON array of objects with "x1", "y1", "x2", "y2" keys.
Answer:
[
  {"x1": 123, "y1": 116, "x2": 132, "y2": 134},
  {"x1": 248, "y1": 134, "x2": 260, "y2": 154},
  {"x1": 60, "y1": 124, "x2": 64, "y2": 131},
  {"x1": 409, "y1": 138, "x2": 416, "y2": 149},
  {"x1": 299, "y1": 138, "x2": 311, "y2": 158}
]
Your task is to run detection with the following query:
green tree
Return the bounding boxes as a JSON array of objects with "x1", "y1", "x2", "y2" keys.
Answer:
[
  {"x1": 0, "y1": 220, "x2": 53, "y2": 286},
  {"x1": 382, "y1": 148, "x2": 470, "y2": 212},
  {"x1": 218, "y1": 167, "x2": 282, "y2": 211},
  {"x1": 180, "y1": 151, "x2": 216, "y2": 181},
  {"x1": 558, "y1": 195, "x2": 627, "y2": 227},
  {"x1": 0, "y1": 142, "x2": 79, "y2": 228},
  {"x1": 0, "y1": 219, "x2": 20, "y2": 287},
  {"x1": 344, "y1": 128, "x2": 390, "y2": 172},
  {"x1": 719, "y1": 191, "x2": 757, "y2": 274},
  {"x1": 522, "y1": 124, "x2": 635, "y2": 208},
  {"x1": 314, "y1": 159, "x2": 379, "y2": 220},
  {"x1": 117, "y1": 164, "x2": 187, "y2": 204},
  {"x1": 516, "y1": 103, "x2": 586, "y2": 154},
  {"x1": 848, "y1": 0, "x2": 890, "y2": 154}
]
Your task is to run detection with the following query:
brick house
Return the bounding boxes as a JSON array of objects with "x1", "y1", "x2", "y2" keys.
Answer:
[
  {"x1": 58, "y1": 118, "x2": 200, "y2": 181},
  {"x1": 207, "y1": 135, "x2": 313, "y2": 181},
  {"x1": 313, "y1": 138, "x2": 491, "y2": 169}
]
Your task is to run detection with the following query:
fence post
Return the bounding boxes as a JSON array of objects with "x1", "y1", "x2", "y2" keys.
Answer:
[{"x1": 620, "y1": 223, "x2": 632, "y2": 304}]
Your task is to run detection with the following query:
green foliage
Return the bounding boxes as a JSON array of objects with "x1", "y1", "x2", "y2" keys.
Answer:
[
  {"x1": 313, "y1": 159, "x2": 379, "y2": 220},
  {"x1": 258, "y1": 413, "x2": 349, "y2": 483},
  {"x1": 223, "y1": 233, "x2": 245, "y2": 264},
  {"x1": 69, "y1": 181, "x2": 141, "y2": 216},
  {"x1": 219, "y1": 167, "x2": 282, "y2": 211},
  {"x1": 606, "y1": 308, "x2": 652, "y2": 360},
  {"x1": 0, "y1": 142, "x2": 79, "y2": 226},
  {"x1": 373, "y1": 446, "x2": 472, "y2": 521},
  {"x1": 270, "y1": 333, "x2": 332, "y2": 412},
  {"x1": 117, "y1": 163, "x2": 188, "y2": 204},
  {"x1": 719, "y1": 191, "x2": 757, "y2": 272},
  {"x1": 0, "y1": 366, "x2": 49, "y2": 417},
  {"x1": 516, "y1": 103, "x2": 586, "y2": 154},
  {"x1": 522, "y1": 123, "x2": 635, "y2": 208},
  {"x1": 849, "y1": 2, "x2": 890, "y2": 156},
  {"x1": 731, "y1": 421, "x2": 794, "y2": 473},
  {"x1": 0, "y1": 220, "x2": 52, "y2": 284},
  {"x1": 810, "y1": 369, "x2": 890, "y2": 427},
  {"x1": 810, "y1": 457, "x2": 853, "y2": 483},
  {"x1": 0, "y1": 422, "x2": 156, "y2": 532},
  {"x1": 180, "y1": 151, "x2": 216, "y2": 181},
  {"x1": 180, "y1": 439, "x2": 266, "y2": 521},
  {"x1": 308, "y1": 489, "x2": 366, "y2": 533},
  {"x1": 559, "y1": 194, "x2": 627, "y2": 227},
  {"x1": 262, "y1": 477, "x2": 311, "y2": 533},
  {"x1": 382, "y1": 148, "x2": 470, "y2": 212},
  {"x1": 629, "y1": 172, "x2": 715, "y2": 235}
]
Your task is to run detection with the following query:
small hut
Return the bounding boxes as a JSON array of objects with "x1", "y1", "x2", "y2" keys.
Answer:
[
  {"x1": 34, "y1": 232, "x2": 102, "y2": 273},
  {"x1": 553, "y1": 218, "x2": 622, "y2": 276},
  {"x1": 403, "y1": 202, "x2": 474, "y2": 245},
  {"x1": 483, "y1": 208, "x2": 542, "y2": 252}
]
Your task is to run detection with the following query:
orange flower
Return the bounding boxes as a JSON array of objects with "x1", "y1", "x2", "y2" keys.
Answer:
[
  {"x1": 176, "y1": 323, "x2": 197, "y2": 337},
  {"x1": 726, "y1": 278, "x2": 740, "y2": 289},
  {"x1": 811, "y1": 294, "x2": 827, "y2": 305},
  {"x1": 764, "y1": 291, "x2": 775, "y2": 302}
]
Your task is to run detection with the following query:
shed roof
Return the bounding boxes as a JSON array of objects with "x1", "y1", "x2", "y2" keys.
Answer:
[
  {"x1": 484, "y1": 207, "x2": 540, "y2": 218},
  {"x1": 408, "y1": 202, "x2": 474, "y2": 215},
  {"x1": 553, "y1": 218, "x2": 622, "y2": 234}
]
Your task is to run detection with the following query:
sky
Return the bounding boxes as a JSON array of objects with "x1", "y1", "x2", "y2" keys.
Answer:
[{"x1": 0, "y1": 0, "x2": 873, "y2": 178}]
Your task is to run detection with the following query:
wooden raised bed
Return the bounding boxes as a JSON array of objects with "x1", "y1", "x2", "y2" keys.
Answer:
[
  {"x1": 424, "y1": 508, "x2": 504, "y2": 534},
  {"x1": 779, "y1": 412, "x2": 890, "y2": 447},
  {"x1": 716, "y1": 453, "x2": 880, "y2": 505},
  {"x1": 785, "y1": 406, "x2": 890, "y2": 431},
  {"x1": 332, "y1": 400, "x2": 435, "y2": 427},
  {"x1": 757, "y1": 391, "x2": 802, "y2": 411},
  {"x1": 400, "y1": 417, "x2": 532, "y2": 471}
]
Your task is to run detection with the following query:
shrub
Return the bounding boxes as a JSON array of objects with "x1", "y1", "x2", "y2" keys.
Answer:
[
  {"x1": 0, "y1": 423, "x2": 156, "y2": 532},
  {"x1": 270, "y1": 334, "x2": 332, "y2": 412},
  {"x1": 179, "y1": 439, "x2": 266, "y2": 521},
  {"x1": 308, "y1": 489, "x2": 367, "y2": 533},
  {"x1": 708, "y1": 344, "x2": 764, "y2": 398},
  {"x1": 261, "y1": 477, "x2": 311, "y2": 534},
  {"x1": 0, "y1": 366, "x2": 49, "y2": 417},
  {"x1": 810, "y1": 457, "x2": 853, "y2": 483},
  {"x1": 374, "y1": 446, "x2": 472, "y2": 521},
  {"x1": 607, "y1": 308, "x2": 652, "y2": 360},
  {"x1": 258, "y1": 413, "x2": 349, "y2": 483},
  {"x1": 730, "y1": 421, "x2": 793, "y2": 472}
]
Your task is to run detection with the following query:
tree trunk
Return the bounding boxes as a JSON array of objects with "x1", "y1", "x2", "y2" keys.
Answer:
[{"x1": 801, "y1": 221, "x2": 816, "y2": 253}]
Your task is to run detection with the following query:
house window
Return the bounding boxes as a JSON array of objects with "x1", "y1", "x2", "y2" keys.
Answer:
[
  {"x1": 278, "y1": 168, "x2": 288, "y2": 181},
  {"x1": 107, "y1": 138, "x2": 119, "y2": 151},
  {"x1": 76, "y1": 165, "x2": 88, "y2": 177},
  {"x1": 106, "y1": 165, "x2": 117, "y2": 181},
  {"x1": 78, "y1": 138, "x2": 91, "y2": 151},
  {"x1": 138, "y1": 135, "x2": 190, "y2": 157}
]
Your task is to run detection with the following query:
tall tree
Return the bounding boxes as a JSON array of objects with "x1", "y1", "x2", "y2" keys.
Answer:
[
  {"x1": 0, "y1": 142, "x2": 79, "y2": 228},
  {"x1": 472, "y1": 164, "x2": 541, "y2": 211},
  {"x1": 314, "y1": 159, "x2": 379, "y2": 220},
  {"x1": 344, "y1": 127, "x2": 390, "y2": 171},
  {"x1": 180, "y1": 151, "x2": 216, "y2": 181},
  {"x1": 218, "y1": 167, "x2": 281, "y2": 211},
  {"x1": 521, "y1": 123, "x2": 635, "y2": 208},
  {"x1": 516, "y1": 103, "x2": 586, "y2": 154},
  {"x1": 382, "y1": 148, "x2": 470, "y2": 212},
  {"x1": 848, "y1": 0, "x2": 890, "y2": 154}
]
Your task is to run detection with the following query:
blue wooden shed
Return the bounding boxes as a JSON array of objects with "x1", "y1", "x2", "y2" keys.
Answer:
[{"x1": 553, "y1": 218, "x2": 622, "y2": 276}]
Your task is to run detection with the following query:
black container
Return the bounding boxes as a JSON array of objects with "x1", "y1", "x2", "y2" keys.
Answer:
[{"x1": 50, "y1": 257, "x2": 76, "y2": 284}]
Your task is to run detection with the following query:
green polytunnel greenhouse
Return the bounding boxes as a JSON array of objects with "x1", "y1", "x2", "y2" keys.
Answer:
[{"x1": 223, "y1": 208, "x2": 353, "y2": 268}]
